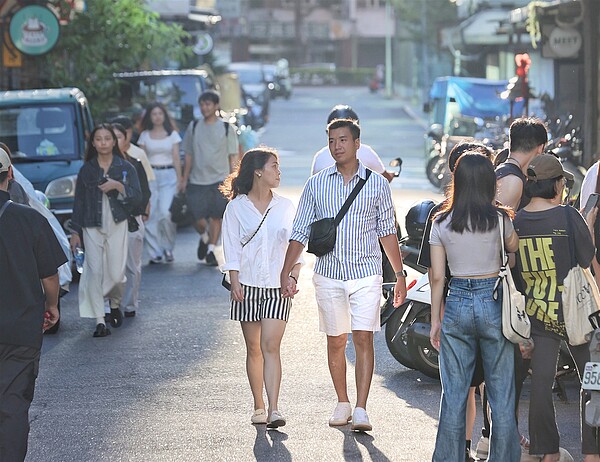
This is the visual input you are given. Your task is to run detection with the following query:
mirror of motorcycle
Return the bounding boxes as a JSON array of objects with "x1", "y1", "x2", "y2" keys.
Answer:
[{"x1": 389, "y1": 157, "x2": 403, "y2": 177}]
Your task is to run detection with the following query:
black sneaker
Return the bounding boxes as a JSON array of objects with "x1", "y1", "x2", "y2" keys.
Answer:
[
  {"x1": 109, "y1": 308, "x2": 123, "y2": 328},
  {"x1": 124, "y1": 310, "x2": 136, "y2": 318},
  {"x1": 197, "y1": 238, "x2": 208, "y2": 260},
  {"x1": 93, "y1": 323, "x2": 111, "y2": 337},
  {"x1": 205, "y1": 251, "x2": 218, "y2": 266}
]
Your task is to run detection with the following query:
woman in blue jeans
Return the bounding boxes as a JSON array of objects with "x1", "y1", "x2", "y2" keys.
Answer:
[{"x1": 429, "y1": 153, "x2": 520, "y2": 462}]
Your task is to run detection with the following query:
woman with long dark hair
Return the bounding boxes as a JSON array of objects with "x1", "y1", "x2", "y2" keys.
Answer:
[
  {"x1": 429, "y1": 153, "x2": 520, "y2": 461},
  {"x1": 138, "y1": 102, "x2": 182, "y2": 263},
  {"x1": 70, "y1": 124, "x2": 141, "y2": 337},
  {"x1": 220, "y1": 147, "x2": 302, "y2": 428}
]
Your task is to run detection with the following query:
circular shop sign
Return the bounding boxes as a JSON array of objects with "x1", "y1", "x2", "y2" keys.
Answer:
[
  {"x1": 193, "y1": 32, "x2": 213, "y2": 56},
  {"x1": 9, "y1": 5, "x2": 60, "y2": 56},
  {"x1": 549, "y1": 26, "x2": 582, "y2": 58}
]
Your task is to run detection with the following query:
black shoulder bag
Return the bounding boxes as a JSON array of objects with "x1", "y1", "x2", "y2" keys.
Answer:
[
  {"x1": 307, "y1": 169, "x2": 372, "y2": 257},
  {"x1": 222, "y1": 207, "x2": 272, "y2": 291}
]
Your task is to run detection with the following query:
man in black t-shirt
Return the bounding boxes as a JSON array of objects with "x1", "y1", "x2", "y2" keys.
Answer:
[
  {"x1": 0, "y1": 148, "x2": 67, "y2": 461},
  {"x1": 495, "y1": 117, "x2": 547, "y2": 211}
]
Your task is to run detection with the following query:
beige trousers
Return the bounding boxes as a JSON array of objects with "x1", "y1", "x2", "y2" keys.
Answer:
[{"x1": 78, "y1": 196, "x2": 128, "y2": 319}]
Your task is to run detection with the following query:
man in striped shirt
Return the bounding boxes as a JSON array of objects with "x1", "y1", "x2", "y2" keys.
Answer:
[{"x1": 280, "y1": 119, "x2": 407, "y2": 432}]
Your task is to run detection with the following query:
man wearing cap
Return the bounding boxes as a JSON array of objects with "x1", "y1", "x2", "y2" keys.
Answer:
[
  {"x1": 512, "y1": 154, "x2": 598, "y2": 462},
  {"x1": 311, "y1": 105, "x2": 395, "y2": 181},
  {"x1": 0, "y1": 148, "x2": 67, "y2": 461}
]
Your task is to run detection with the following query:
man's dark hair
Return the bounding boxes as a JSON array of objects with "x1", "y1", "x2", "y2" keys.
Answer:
[
  {"x1": 110, "y1": 115, "x2": 133, "y2": 130},
  {"x1": 525, "y1": 176, "x2": 563, "y2": 199},
  {"x1": 327, "y1": 118, "x2": 360, "y2": 140},
  {"x1": 509, "y1": 117, "x2": 547, "y2": 153},
  {"x1": 199, "y1": 90, "x2": 220, "y2": 105},
  {"x1": 0, "y1": 171, "x2": 8, "y2": 183},
  {"x1": 327, "y1": 105, "x2": 359, "y2": 125},
  {"x1": 448, "y1": 141, "x2": 494, "y2": 173}
]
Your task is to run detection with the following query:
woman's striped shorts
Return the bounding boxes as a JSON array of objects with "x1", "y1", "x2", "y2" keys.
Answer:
[{"x1": 230, "y1": 285, "x2": 291, "y2": 322}]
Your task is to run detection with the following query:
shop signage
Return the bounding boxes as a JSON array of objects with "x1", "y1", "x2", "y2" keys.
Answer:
[
  {"x1": 548, "y1": 26, "x2": 582, "y2": 58},
  {"x1": 193, "y1": 32, "x2": 213, "y2": 55},
  {"x1": 9, "y1": 6, "x2": 60, "y2": 56}
]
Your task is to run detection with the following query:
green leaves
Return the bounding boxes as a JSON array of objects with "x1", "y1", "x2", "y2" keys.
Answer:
[{"x1": 44, "y1": 0, "x2": 192, "y2": 119}]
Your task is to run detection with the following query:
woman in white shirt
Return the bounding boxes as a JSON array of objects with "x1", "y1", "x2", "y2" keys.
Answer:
[
  {"x1": 138, "y1": 102, "x2": 182, "y2": 263},
  {"x1": 221, "y1": 147, "x2": 302, "y2": 429}
]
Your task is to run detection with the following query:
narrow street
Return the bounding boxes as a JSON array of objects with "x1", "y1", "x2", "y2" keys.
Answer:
[{"x1": 26, "y1": 87, "x2": 584, "y2": 462}]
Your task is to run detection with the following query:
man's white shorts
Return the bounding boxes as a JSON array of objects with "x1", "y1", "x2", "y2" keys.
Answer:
[{"x1": 312, "y1": 273, "x2": 383, "y2": 336}]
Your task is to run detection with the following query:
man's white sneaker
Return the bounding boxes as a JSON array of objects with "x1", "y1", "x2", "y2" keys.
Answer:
[
  {"x1": 351, "y1": 407, "x2": 372, "y2": 432},
  {"x1": 328, "y1": 402, "x2": 352, "y2": 426}
]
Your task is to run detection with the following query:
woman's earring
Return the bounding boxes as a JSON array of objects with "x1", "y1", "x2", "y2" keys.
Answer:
[{"x1": 257, "y1": 173, "x2": 262, "y2": 177}]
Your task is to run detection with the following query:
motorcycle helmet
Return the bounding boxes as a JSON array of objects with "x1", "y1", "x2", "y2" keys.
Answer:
[
  {"x1": 405, "y1": 199, "x2": 437, "y2": 242},
  {"x1": 327, "y1": 104, "x2": 359, "y2": 124}
]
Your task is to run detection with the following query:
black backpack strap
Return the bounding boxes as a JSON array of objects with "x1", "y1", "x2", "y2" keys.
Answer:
[{"x1": 334, "y1": 169, "x2": 372, "y2": 226}]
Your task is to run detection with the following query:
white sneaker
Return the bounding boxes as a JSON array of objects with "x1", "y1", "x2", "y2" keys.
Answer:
[
  {"x1": 351, "y1": 407, "x2": 372, "y2": 432},
  {"x1": 328, "y1": 402, "x2": 352, "y2": 426},
  {"x1": 267, "y1": 410, "x2": 286, "y2": 429},
  {"x1": 251, "y1": 409, "x2": 267, "y2": 425}
]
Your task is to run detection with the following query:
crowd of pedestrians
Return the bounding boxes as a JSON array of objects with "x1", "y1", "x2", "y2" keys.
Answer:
[
  {"x1": 426, "y1": 117, "x2": 600, "y2": 462},
  {"x1": 6, "y1": 93, "x2": 600, "y2": 462}
]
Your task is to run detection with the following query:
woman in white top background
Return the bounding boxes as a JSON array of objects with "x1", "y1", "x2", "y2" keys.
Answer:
[
  {"x1": 220, "y1": 147, "x2": 302, "y2": 429},
  {"x1": 138, "y1": 102, "x2": 182, "y2": 263}
]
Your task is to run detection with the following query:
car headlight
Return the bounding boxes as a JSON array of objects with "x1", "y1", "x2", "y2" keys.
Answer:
[{"x1": 45, "y1": 175, "x2": 77, "y2": 199}]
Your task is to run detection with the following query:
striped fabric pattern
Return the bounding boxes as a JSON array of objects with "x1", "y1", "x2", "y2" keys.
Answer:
[
  {"x1": 230, "y1": 285, "x2": 292, "y2": 322},
  {"x1": 290, "y1": 162, "x2": 396, "y2": 281}
]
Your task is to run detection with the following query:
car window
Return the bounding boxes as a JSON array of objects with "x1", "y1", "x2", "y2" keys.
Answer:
[{"x1": 0, "y1": 104, "x2": 78, "y2": 161}]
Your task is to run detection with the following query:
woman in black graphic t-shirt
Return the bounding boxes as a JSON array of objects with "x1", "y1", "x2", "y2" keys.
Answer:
[{"x1": 513, "y1": 155, "x2": 599, "y2": 462}]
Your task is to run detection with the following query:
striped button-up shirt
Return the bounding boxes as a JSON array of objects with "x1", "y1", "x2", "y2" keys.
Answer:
[{"x1": 290, "y1": 161, "x2": 396, "y2": 280}]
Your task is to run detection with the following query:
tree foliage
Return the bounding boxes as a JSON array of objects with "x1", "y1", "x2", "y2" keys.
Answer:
[{"x1": 44, "y1": 0, "x2": 192, "y2": 119}]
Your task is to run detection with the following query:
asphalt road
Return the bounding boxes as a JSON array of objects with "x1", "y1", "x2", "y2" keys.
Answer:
[{"x1": 26, "y1": 87, "x2": 585, "y2": 461}]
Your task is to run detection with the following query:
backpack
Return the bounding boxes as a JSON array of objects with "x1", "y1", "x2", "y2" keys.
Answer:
[{"x1": 192, "y1": 119, "x2": 230, "y2": 138}]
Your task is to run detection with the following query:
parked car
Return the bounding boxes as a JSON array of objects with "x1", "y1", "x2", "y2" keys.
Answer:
[
  {"x1": 113, "y1": 69, "x2": 214, "y2": 137},
  {"x1": 0, "y1": 87, "x2": 94, "y2": 231},
  {"x1": 227, "y1": 62, "x2": 270, "y2": 129}
]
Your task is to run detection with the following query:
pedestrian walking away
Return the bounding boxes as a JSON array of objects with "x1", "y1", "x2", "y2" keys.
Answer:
[
  {"x1": 280, "y1": 118, "x2": 407, "y2": 433},
  {"x1": 513, "y1": 154, "x2": 600, "y2": 462},
  {"x1": 429, "y1": 152, "x2": 520, "y2": 462},
  {"x1": 182, "y1": 89, "x2": 240, "y2": 267},
  {"x1": 220, "y1": 147, "x2": 302, "y2": 428},
  {"x1": 112, "y1": 121, "x2": 152, "y2": 318},
  {"x1": 138, "y1": 102, "x2": 182, "y2": 264},
  {"x1": 0, "y1": 147, "x2": 67, "y2": 461},
  {"x1": 70, "y1": 124, "x2": 142, "y2": 337}
]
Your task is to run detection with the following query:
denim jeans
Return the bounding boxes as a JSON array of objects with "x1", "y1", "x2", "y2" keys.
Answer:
[{"x1": 432, "y1": 277, "x2": 520, "y2": 462}]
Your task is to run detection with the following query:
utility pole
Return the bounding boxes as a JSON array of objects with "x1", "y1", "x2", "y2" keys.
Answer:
[{"x1": 385, "y1": 0, "x2": 393, "y2": 98}]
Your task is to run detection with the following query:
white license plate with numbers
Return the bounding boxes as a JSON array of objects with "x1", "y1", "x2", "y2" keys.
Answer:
[{"x1": 582, "y1": 362, "x2": 600, "y2": 390}]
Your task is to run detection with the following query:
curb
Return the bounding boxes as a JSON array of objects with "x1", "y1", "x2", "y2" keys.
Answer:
[{"x1": 401, "y1": 102, "x2": 429, "y2": 130}]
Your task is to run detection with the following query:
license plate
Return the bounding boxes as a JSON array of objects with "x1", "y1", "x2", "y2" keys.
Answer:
[{"x1": 582, "y1": 362, "x2": 600, "y2": 390}]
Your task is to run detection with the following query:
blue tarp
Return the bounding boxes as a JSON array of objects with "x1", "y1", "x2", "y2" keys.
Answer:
[{"x1": 430, "y1": 77, "x2": 522, "y2": 119}]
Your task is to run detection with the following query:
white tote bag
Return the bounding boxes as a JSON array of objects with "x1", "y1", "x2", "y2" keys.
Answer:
[
  {"x1": 493, "y1": 214, "x2": 531, "y2": 343},
  {"x1": 561, "y1": 206, "x2": 600, "y2": 345},
  {"x1": 562, "y1": 253, "x2": 600, "y2": 345}
]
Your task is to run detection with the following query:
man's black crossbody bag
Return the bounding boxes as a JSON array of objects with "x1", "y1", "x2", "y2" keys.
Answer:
[{"x1": 307, "y1": 169, "x2": 371, "y2": 257}]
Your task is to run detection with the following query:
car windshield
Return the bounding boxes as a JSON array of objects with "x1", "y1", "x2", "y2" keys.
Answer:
[
  {"x1": 127, "y1": 75, "x2": 203, "y2": 124},
  {"x1": 230, "y1": 67, "x2": 264, "y2": 85},
  {"x1": 0, "y1": 103, "x2": 78, "y2": 161}
]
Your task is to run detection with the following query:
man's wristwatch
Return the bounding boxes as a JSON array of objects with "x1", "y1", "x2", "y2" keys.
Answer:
[{"x1": 395, "y1": 269, "x2": 407, "y2": 278}]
